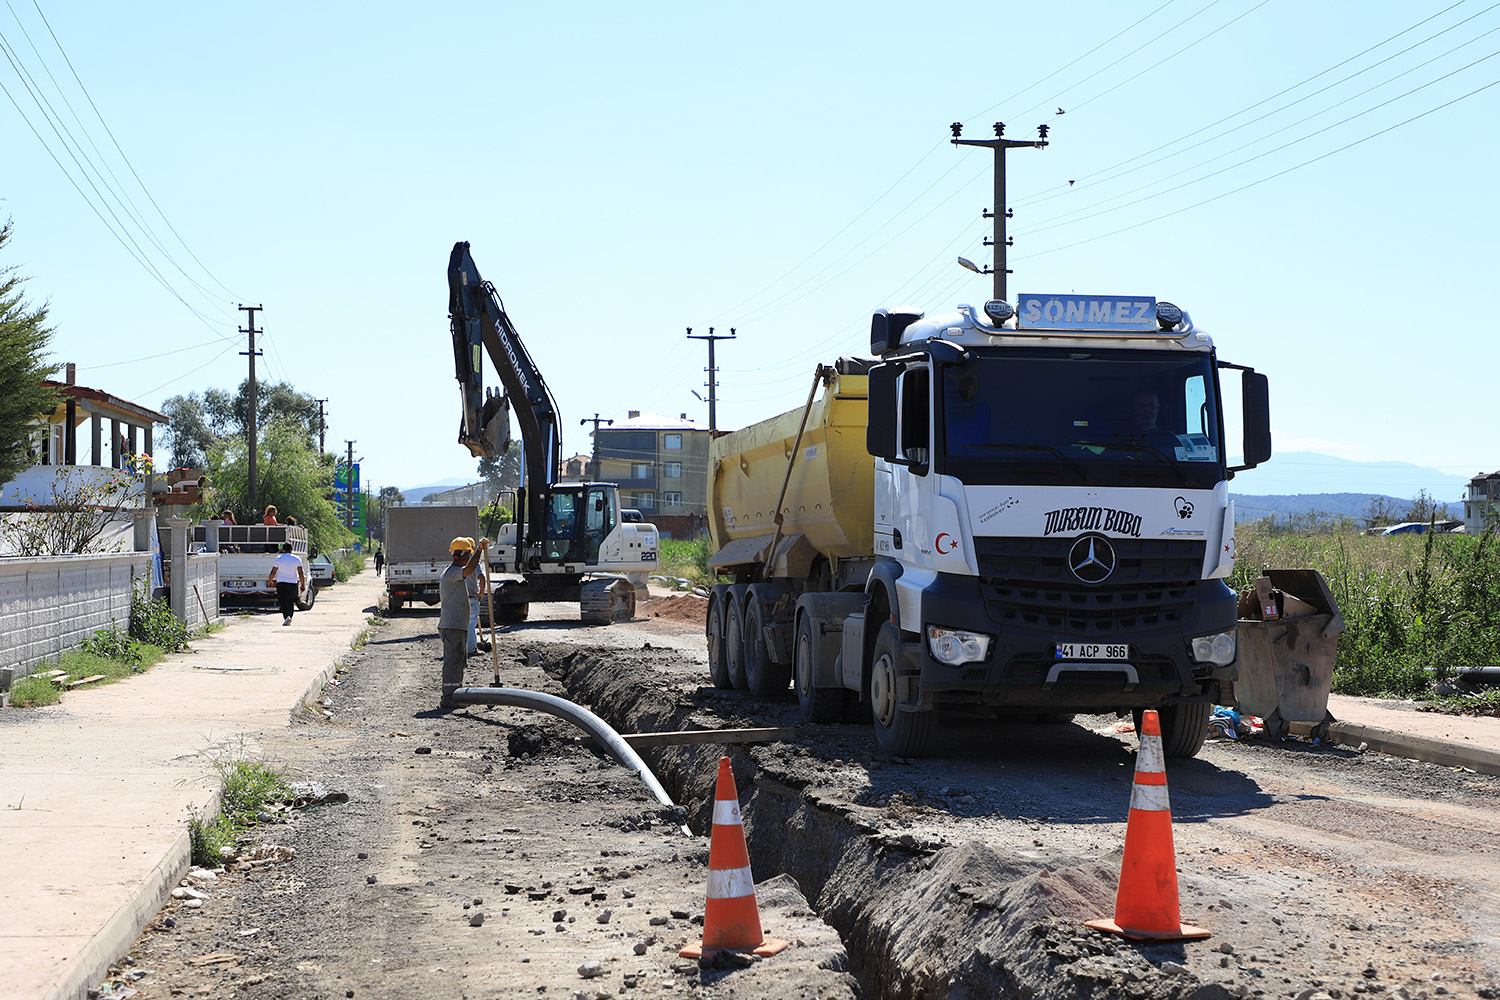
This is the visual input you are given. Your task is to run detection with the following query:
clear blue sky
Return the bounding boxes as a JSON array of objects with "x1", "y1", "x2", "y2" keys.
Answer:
[{"x1": 4, "y1": 1, "x2": 1496, "y2": 498}]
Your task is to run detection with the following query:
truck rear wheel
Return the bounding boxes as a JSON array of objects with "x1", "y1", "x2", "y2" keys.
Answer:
[
  {"x1": 389, "y1": 596, "x2": 403, "y2": 614},
  {"x1": 744, "y1": 600, "x2": 790, "y2": 697},
  {"x1": 724, "y1": 597, "x2": 750, "y2": 691},
  {"x1": 706, "y1": 590, "x2": 731, "y2": 689},
  {"x1": 795, "y1": 614, "x2": 842, "y2": 723},
  {"x1": 870, "y1": 622, "x2": 933, "y2": 757},
  {"x1": 1133, "y1": 703, "x2": 1211, "y2": 758},
  {"x1": 295, "y1": 587, "x2": 316, "y2": 612}
]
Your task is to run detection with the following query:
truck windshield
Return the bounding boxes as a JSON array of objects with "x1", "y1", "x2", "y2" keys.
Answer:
[{"x1": 939, "y1": 348, "x2": 1223, "y2": 489}]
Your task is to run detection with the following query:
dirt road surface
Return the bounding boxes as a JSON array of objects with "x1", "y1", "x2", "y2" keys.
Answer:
[{"x1": 105, "y1": 594, "x2": 1500, "y2": 1000}]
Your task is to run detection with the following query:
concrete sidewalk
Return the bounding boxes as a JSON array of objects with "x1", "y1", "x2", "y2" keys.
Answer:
[
  {"x1": 0, "y1": 565, "x2": 384, "y2": 1000},
  {"x1": 3, "y1": 571, "x2": 1498, "y2": 1000}
]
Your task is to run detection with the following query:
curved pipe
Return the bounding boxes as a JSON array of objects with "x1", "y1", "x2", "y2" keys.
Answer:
[{"x1": 451, "y1": 686, "x2": 678, "y2": 810}]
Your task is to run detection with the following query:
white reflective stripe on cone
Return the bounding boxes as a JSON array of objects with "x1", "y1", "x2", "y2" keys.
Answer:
[
  {"x1": 712, "y1": 799, "x2": 743, "y2": 826},
  {"x1": 706, "y1": 866, "x2": 756, "y2": 900},
  {"x1": 1136, "y1": 735, "x2": 1166, "y2": 774},
  {"x1": 1129, "y1": 783, "x2": 1171, "y2": 813}
]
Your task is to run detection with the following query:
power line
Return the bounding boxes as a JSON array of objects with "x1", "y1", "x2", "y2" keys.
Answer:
[{"x1": 1014, "y1": 74, "x2": 1500, "y2": 261}]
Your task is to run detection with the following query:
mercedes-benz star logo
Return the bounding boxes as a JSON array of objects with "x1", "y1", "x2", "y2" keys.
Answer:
[{"x1": 1067, "y1": 534, "x2": 1117, "y2": 585}]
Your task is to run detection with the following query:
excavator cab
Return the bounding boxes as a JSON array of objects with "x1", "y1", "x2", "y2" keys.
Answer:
[{"x1": 542, "y1": 485, "x2": 618, "y2": 565}]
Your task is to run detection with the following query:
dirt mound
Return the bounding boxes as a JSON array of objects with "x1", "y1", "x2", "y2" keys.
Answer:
[{"x1": 645, "y1": 593, "x2": 707, "y2": 624}]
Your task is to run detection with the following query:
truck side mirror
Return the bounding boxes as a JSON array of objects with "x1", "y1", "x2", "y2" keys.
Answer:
[
  {"x1": 867, "y1": 363, "x2": 899, "y2": 459},
  {"x1": 1235, "y1": 370, "x2": 1272, "y2": 471}
]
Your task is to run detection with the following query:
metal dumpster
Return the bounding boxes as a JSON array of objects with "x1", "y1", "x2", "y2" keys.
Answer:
[{"x1": 1235, "y1": 569, "x2": 1344, "y2": 740}]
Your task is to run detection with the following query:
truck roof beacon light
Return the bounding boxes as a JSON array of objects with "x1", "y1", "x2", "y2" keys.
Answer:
[
  {"x1": 983, "y1": 299, "x2": 1014, "y2": 323},
  {"x1": 1156, "y1": 301, "x2": 1184, "y2": 330}
]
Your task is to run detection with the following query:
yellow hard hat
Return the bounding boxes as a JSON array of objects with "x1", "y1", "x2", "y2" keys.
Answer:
[{"x1": 449, "y1": 537, "x2": 474, "y2": 553}]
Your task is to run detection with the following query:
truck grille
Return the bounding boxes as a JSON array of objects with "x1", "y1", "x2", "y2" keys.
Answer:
[{"x1": 974, "y1": 536, "x2": 1206, "y2": 636}]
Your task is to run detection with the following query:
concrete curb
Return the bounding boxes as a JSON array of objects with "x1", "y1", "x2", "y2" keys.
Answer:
[{"x1": 1291, "y1": 718, "x2": 1500, "y2": 776}]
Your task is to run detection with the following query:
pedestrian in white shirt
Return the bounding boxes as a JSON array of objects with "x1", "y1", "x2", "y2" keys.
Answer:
[{"x1": 266, "y1": 542, "x2": 306, "y2": 626}]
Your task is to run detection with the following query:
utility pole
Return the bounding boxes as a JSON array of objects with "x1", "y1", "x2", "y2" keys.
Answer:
[
  {"x1": 344, "y1": 440, "x2": 356, "y2": 530},
  {"x1": 239, "y1": 305, "x2": 264, "y2": 512},
  {"x1": 950, "y1": 122, "x2": 1048, "y2": 301},
  {"x1": 580, "y1": 413, "x2": 614, "y2": 479},
  {"x1": 314, "y1": 398, "x2": 328, "y2": 455},
  {"x1": 685, "y1": 326, "x2": 735, "y2": 434}
]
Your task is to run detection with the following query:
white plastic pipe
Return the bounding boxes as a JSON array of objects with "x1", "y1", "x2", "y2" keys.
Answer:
[{"x1": 450, "y1": 686, "x2": 678, "y2": 810}]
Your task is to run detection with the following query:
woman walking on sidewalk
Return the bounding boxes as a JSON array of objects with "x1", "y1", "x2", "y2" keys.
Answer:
[{"x1": 266, "y1": 542, "x2": 306, "y2": 626}]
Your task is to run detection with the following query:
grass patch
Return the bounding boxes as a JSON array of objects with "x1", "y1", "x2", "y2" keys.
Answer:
[
  {"x1": 657, "y1": 535, "x2": 721, "y2": 589},
  {"x1": 1418, "y1": 688, "x2": 1500, "y2": 717},
  {"x1": 189, "y1": 748, "x2": 292, "y2": 867},
  {"x1": 333, "y1": 549, "x2": 366, "y2": 582},
  {"x1": 6, "y1": 631, "x2": 166, "y2": 708}
]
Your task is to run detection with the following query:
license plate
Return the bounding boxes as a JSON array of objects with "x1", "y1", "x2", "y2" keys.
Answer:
[
  {"x1": 1055, "y1": 642, "x2": 1129, "y2": 660},
  {"x1": 226, "y1": 581, "x2": 256, "y2": 589}
]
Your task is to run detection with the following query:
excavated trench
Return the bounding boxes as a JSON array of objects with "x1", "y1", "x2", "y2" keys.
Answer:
[{"x1": 530, "y1": 642, "x2": 1228, "y2": 1000}]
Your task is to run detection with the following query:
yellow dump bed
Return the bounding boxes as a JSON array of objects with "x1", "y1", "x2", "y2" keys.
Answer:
[{"x1": 708, "y1": 368, "x2": 872, "y2": 579}]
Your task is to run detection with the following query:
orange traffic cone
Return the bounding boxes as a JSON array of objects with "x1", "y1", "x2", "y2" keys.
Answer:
[
  {"x1": 1086, "y1": 709, "x2": 1211, "y2": 942},
  {"x1": 679, "y1": 757, "x2": 788, "y2": 959}
]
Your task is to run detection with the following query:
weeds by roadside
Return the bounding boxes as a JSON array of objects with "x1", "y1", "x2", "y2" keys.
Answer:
[{"x1": 188, "y1": 747, "x2": 292, "y2": 867}]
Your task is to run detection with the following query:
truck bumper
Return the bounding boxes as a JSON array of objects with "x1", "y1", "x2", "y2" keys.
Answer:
[{"x1": 914, "y1": 571, "x2": 1237, "y2": 711}]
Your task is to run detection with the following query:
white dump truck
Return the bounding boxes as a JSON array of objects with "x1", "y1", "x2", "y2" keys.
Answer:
[
  {"x1": 704, "y1": 293, "x2": 1271, "y2": 759},
  {"x1": 384, "y1": 504, "x2": 481, "y2": 613}
]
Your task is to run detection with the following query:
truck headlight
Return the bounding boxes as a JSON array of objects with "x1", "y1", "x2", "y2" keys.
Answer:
[
  {"x1": 927, "y1": 626, "x2": 992, "y2": 666},
  {"x1": 1190, "y1": 630, "x2": 1236, "y2": 666}
]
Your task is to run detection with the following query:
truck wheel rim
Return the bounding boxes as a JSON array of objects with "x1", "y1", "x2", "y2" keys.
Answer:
[
  {"x1": 871, "y1": 653, "x2": 896, "y2": 727},
  {"x1": 795, "y1": 628, "x2": 811, "y2": 698}
]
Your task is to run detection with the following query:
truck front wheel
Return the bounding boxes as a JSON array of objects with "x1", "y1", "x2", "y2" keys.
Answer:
[
  {"x1": 706, "y1": 590, "x2": 731, "y2": 689},
  {"x1": 795, "y1": 614, "x2": 842, "y2": 723},
  {"x1": 1133, "y1": 703, "x2": 1210, "y2": 758},
  {"x1": 744, "y1": 600, "x2": 790, "y2": 697},
  {"x1": 870, "y1": 622, "x2": 933, "y2": 757}
]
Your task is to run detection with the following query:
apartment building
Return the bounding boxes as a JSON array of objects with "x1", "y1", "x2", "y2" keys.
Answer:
[{"x1": 591, "y1": 411, "x2": 709, "y2": 539}]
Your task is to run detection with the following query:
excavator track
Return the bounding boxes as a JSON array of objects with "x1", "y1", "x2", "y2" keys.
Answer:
[{"x1": 580, "y1": 578, "x2": 635, "y2": 625}]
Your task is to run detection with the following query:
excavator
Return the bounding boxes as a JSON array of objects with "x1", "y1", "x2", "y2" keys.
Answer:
[{"x1": 448, "y1": 241, "x2": 659, "y2": 623}]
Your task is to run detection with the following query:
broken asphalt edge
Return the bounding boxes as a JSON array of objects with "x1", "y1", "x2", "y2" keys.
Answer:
[{"x1": 39, "y1": 611, "x2": 364, "y2": 1000}]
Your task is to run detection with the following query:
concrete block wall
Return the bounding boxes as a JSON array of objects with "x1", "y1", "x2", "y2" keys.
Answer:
[
  {"x1": 0, "y1": 553, "x2": 151, "y2": 678},
  {"x1": 181, "y1": 553, "x2": 220, "y2": 632}
]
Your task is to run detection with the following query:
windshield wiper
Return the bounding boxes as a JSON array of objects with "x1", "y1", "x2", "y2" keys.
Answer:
[{"x1": 968, "y1": 442, "x2": 1098, "y2": 485}]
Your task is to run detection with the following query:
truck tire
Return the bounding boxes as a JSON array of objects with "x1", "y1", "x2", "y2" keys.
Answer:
[
  {"x1": 725, "y1": 597, "x2": 750, "y2": 691},
  {"x1": 795, "y1": 613, "x2": 842, "y2": 723},
  {"x1": 295, "y1": 587, "x2": 316, "y2": 612},
  {"x1": 744, "y1": 599, "x2": 790, "y2": 697},
  {"x1": 1134, "y1": 703, "x2": 1211, "y2": 758},
  {"x1": 706, "y1": 589, "x2": 731, "y2": 689},
  {"x1": 870, "y1": 622, "x2": 933, "y2": 757},
  {"x1": 389, "y1": 596, "x2": 403, "y2": 614}
]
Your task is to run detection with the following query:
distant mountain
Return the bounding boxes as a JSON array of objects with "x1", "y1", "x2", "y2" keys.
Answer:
[
  {"x1": 1232, "y1": 452, "x2": 1471, "y2": 502},
  {"x1": 1231, "y1": 493, "x2": 1456, "y2": 526},
  {"x1": 396, "y1": 478, "x2": 471, "y2": 503}
]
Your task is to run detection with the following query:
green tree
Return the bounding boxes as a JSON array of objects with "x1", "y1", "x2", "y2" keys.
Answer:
[
  {"x1": 162, "y1": 379, "x2": 323, "y2": 468},
  {"x1": 0, "y1": 220, "x2": 61, "y2": 486},
  {"x1": 478, "y1": 441, "x2": 522, "y2": 488},
  {"x1": 197, "y1": 415, "x2": 350, "y2": 553},
  {"x1": 159, "y1": 393, "x2": 217, "y2": 468}
]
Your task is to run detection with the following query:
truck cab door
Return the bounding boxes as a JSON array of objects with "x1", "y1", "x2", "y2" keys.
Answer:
[{"x1": 889, "y1": 364, "x2": 932, "y2": 563}]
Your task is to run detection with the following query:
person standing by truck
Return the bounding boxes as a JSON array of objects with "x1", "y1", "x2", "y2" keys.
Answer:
[
  {"x1": 439, "y1": 536, "x2": 488, "y2": 708},
  {"x1": 463, "y1": 537, "x2": 490, "y2": 656},
  {"x1": 266, "y1": 542, "x2": 306, "y2": 626}
]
